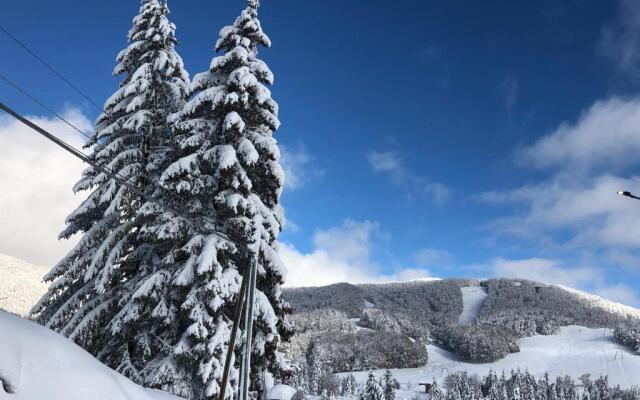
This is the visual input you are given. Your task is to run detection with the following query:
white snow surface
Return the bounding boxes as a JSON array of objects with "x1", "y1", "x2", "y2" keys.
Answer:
[
  {"x1": 0, "y1": 254, "x2": 48, "y2": 316},
  {"x1": 458, "y1": 286, "x2": 487, "y2": 325},
  {"x1": 0, "y1": 310, "x2": 182, "y2": 400},
  {"x1": 269, "y1": 384, "x2": 296, "y2": 400},
  {"x1": 341, "y1": 325, "x2": 640, "y2": 391}
]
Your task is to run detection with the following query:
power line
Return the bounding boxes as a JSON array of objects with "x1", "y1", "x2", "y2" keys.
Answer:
[
  {"x1": 0, "y1": 72, "x2": 210, "y2": 237},
  {"x1": 0, "y1": 101, "x2": 243, "y2": 252},
  {"x1": 0, "y1": 72, "x2": 93, "y2": 140},
  {"x1": 0, "y1": 24, "x2": 105, "y2": 114}
]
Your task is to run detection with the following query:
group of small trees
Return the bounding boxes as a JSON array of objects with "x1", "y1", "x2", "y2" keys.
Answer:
[
  {"x1": 436, "y1": 371, "x2": 640, "y2": 400},
  {"x1": 613, "y1": 318, "x2": 640, "y2": 353},
  {"x1": 294, "y1": 368, "x2": 640, "y2": 400},
  {"x1": 31, "y1": 1, "x2": 290, "y2": 399}
]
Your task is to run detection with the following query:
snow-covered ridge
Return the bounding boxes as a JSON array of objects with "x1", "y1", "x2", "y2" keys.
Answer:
[
  {"x1": 556, "y1": 284, "x2": 640, "y2": 319},
  {"x1": 0, "y1": 253, "x2": 49, "y2": 316}
]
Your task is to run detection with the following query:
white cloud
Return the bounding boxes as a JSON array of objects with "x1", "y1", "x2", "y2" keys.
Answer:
[
  {"x1": 489, "y1": 257, "x2": 639, "y2": 306},
  {"x1": 367, "y1": 151, "x2": 403, "y2": 177},
  {"x1": 479, "y1": 96, "x2": 640, "y2": 304},
  {"x1": 478, "y1": 174, "x2": 640, "y2": 248},
  {"x1": 422, "y1": 182, "x2": 451, "y2": 205},
  {"x1": 598, "y1": 0, "x2": 640, "y2": 81},
  {"x1": 480, "y1": 97, "x2": 640, "y2": 249},
  {"x1": 0, "y1": 108, "x2": 89, "y2": 266},
  {"x1": 312, "y1": 220, "x2": 379, "y2": 263},
  {"x1": 521, "y1": 98, "x2": 640, "y2": 171},
  {"x1": 280, "y1": 143, "x2": 321, "y2": 190},
  {"x1": 367, "y1": 150, "x2": 451, "y2": 204},
  {"x1": 280, "y1": 220, "x2": 433, "y2": 287}
]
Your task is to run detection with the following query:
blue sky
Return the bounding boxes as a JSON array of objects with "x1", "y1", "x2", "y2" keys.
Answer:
[{"x1": 2, "y1": 0, "x2": 640, "y2": 304}]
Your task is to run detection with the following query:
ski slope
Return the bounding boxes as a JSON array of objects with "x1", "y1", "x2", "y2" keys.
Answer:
[
  {"x1": 343, "y1": 325, "x2": 640, "y2": 393},
  {"x1": 0, "y1": 310, "x2": 182, "y2": 400},
  {"x1": 458, "y1": 286, "x2": 488, "y2": 325}
]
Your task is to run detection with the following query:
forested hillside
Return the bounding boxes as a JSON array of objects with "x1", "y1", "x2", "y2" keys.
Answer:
[{"x1": 281, "y1": 278, "x2": 640, "y2": 393}]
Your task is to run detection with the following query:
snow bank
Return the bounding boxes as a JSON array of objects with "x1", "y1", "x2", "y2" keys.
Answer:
[
  {"x1": 0, "y1": 253, "x2": 49, "y2": 316},
  {"x1": 458, "y1": 286, "x2": 487, "y2": 325},
  {"x1": 342, "y1": 325, "x2": 640, "y2": 390},
  {"x1": 0, "y1": 311, "x2": 182, "y2": 400}
]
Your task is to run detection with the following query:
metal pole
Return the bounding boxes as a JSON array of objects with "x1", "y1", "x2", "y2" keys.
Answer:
[
  {"x1": 218, "y1": 254, "x2": 251, "y2": 400},
  {"x1": 241, "y1": 253, "x2": 258, "y2": 400},
  {"x1": 238, "y1": 256, "x2": 253, "y2": 400}
]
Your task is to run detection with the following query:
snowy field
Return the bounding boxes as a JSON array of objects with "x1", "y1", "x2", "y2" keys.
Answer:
[
  {"x1": 342, "y1": 325, "x2": 640, "y2": 397},
  {"x1": 0, "y1": 253, "x2": 48, "y2": 316},
  {"x1": 458, "y1": 286, "x2": 487, "y2": 325},
  {"x1": 0, "y1": 311, "x2": 182, "y2": 400}
]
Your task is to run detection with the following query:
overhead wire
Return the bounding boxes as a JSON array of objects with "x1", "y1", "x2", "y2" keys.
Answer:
[{"x1": 0, "y1": 24, "x2": 106, "y2": 114}]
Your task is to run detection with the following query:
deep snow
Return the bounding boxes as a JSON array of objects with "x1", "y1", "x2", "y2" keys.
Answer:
[
  {"x1": 0, "y1": 310, "x2": 182, "y2": 400},
  {"x1": 342, "y1": 325, "x2": 640, "y2": 394},
  {"x1": 458, "y1": 286, "x2": 488, "y2": 325}
]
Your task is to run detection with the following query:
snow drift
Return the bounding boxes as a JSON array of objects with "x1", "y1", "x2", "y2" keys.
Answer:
[{"x1": 0, "y1": 310, "x2": 181, "y2": 400}]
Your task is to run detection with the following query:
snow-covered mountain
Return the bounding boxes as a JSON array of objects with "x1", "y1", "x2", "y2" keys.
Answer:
[
  {"x1": 2, "y1": 254, "x2": 640, "y2": 395},
  {"x1": 282, "y1": 279, "x2": 640, "y2": 389},
  {"x1": 0, "y1": 253, "x2": 48, "y2": 316}
]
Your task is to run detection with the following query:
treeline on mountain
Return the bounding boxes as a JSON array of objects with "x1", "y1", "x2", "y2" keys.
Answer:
[
  {"x1": 280, "y1": 308, "x2": 428, "y2": 391},
  {"x1": 282, "y1": 278, "x2": 640, "y2": 374}
]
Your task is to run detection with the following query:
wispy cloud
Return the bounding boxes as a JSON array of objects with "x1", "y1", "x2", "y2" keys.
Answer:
[
  {"x1": 367, "y1": 150, "x2": 451, "y2": 204},
  {"x1": 520, "y1": 97, "x2": 640, "y2": 171},
  {"x1": 280, "y1": 142, "x2": 323, "y2": 190},
  {"x1": 477, "y1": 95, "x2": 640, "y2": 304},
  {"x1": 413, "y1": 248, "x2": 454, "y2": 268},
  {"x1": 280, "y1": 220, "x2": 434, "y2": 287},
  {"x1": 598, "y1": 0, "x2": 640, "y2": 82}
]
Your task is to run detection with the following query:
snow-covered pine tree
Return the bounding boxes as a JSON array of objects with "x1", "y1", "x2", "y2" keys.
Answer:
[
  {"x1": 430, "y1": 380, "x2": 445, "y2": 400},
  {"x1": 382, "y1": 370, "x2": 395, "y2": 400},
  {"x1": 360, "y1": 372, "x2": 384, "y2": 400},
  {"x1": 30, "y1": 0, "x2": 188, "y2": 366},
  {"x1": 108, "y1": 0, "x2": 292, "y2": 398}
]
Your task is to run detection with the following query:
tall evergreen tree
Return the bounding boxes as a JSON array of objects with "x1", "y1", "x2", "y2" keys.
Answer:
[
  {"x1": 30, "y1": 0, "x2": 188, "y2": 372},
  {"x1": 108, "y1": 0, "x2": 292, "y2": 398}
]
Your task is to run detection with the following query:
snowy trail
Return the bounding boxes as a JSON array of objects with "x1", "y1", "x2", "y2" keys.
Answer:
[
  {"x1": 0, "y1": 311, "x2": 182, "y2": 400},
  {"x1": 458, "y1": 286, "x2": 487, "y2": 325},
  {"x1": 341, "y1": 325, "x2": 640, "y2": 392}
]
